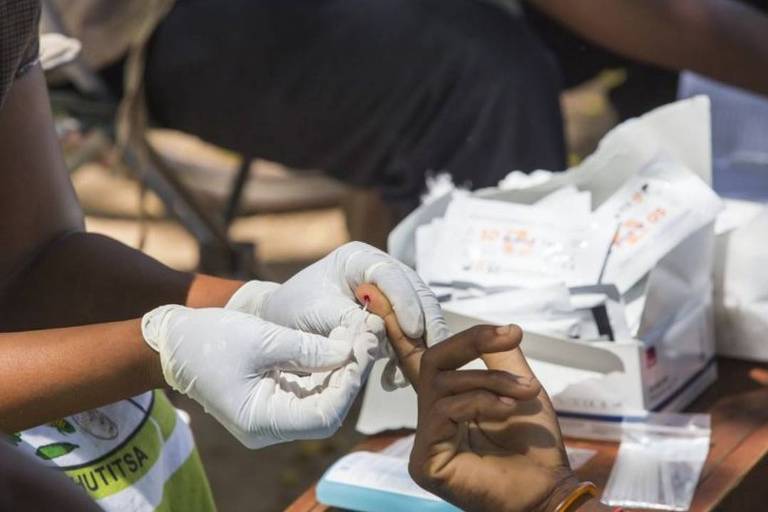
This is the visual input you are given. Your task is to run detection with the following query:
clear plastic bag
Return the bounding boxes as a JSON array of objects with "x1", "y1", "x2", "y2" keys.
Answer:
[{"x1": 602, "y1": 413, "x2": 711, "y2": 511}]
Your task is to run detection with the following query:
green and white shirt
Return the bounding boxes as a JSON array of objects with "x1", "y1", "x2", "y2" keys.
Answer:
[{"x1": 11, "y1": 390, "x2": 216, "y2": 512}]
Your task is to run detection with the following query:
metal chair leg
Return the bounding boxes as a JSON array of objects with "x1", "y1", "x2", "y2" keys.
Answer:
[
  {"x1": 126, "y1": 142, "x2": 257, "y2": 277},
  {"x1": 224, "y1": 157, "x2": 252, "y2": 226}
]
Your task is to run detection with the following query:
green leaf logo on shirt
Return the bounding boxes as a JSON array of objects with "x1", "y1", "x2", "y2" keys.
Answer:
[
  {"x1": 48, "y1": 419, "x2": 76, "y2": 435},
  {"x1": 36, "y1": 442, "x2": 79, "y2": 460}
]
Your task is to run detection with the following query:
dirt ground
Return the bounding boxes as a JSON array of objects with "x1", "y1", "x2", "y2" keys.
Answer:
[{"x1": 67, "y1": 72, "x2": 617, "y2": 511}]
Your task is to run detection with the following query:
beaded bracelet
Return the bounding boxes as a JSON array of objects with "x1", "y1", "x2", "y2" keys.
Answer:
[{"x1": 554, "y1": 481, "x2": 598, "y2": 512}]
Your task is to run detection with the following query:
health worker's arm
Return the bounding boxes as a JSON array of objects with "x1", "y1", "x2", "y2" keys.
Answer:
[
  {"x1": 529, "y1": 0, "x2": 768, "y2": 97},
  {"x1": 0, "y1": 67, "x2": 242, "y2": 432}
]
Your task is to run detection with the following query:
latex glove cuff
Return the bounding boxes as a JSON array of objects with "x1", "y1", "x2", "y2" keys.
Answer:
[
  {"x1": 225, "y1": 280, "x2": 281, "y2": 317},
  {"x1": 141, "y1": 304, "x2": 177, "y2": 353}
]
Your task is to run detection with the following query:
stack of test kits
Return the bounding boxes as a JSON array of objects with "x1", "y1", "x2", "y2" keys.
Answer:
[
  {"x1": 358, "y1": 97, "x2": 723, "y2": 441},
  {"x1": 416, "y1": 156, "x2": 721, "y2": 342}
]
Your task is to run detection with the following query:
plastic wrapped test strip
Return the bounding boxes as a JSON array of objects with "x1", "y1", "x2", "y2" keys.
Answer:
[{"x1": 602, "y1": 413, "x2": 711, "y2": 511}]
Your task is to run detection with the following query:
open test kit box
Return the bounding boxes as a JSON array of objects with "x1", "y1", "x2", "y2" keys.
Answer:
[
  {"x1": 357, "y1": 97, "x2": 718, "y2": 441},
  {"x1": 443, "y1": 264, "x2": 717, "y2": 441}
]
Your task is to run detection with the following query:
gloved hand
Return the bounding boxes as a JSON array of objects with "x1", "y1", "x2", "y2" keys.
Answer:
[
  {"x1": 141, "y1": 305, "x2": 379, "y2": 449},
  {"x1": 225, "y1": 242, "x2": 451, "y2": 389}
]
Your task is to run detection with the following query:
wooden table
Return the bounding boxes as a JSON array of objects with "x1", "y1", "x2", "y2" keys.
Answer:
[{"x1": 286, "y1": 358, "x2": 768, "y2": 512}]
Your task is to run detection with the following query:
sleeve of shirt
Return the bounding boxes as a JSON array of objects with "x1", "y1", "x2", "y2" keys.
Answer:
[
  {"x1": 15, "y1": 3, "x2": 42, "y2": 79},
  {"x1": 0, "y1": 0, "x2": 41, "y2": 109}
]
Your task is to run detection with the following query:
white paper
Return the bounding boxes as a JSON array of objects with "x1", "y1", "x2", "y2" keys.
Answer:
[
  {"x1": 421, "y1": 173, "x2": 458, "y2": 205},
  {"x1": 714, "y1": 198, "x2": 764, "y2": 235},
  {"x1": 357, "y1": 360, "x2": 419, "y2": 435},
  {"x1": 379, "y1": 435, "x2": 416, "y2": 459},
  {"x1": 535, "y1": 185, "x2": 591, "y2": 216},
  {"x1": 497, "y1": 169, "x2": 553, "y2": 190},
  {"x1": 427, "y1": 196, "x2": 612, "y2": 288},
  {"x1": 441, "y1": 285, "x2": 583, "y2": 338},
  {"x1": 441, "y1": 285, "x2": 572, "y2": 319},
  {"x1": 711, "y1": 208, "x2": 768, "y2": 359},
  {"x1": 415, "y1": 220, "x2": 443, "y2": 284},
  {"x1": 323, "y1": 451, "x2": 443, "y2": 502},
  {"x1": 596, "y1": 160, "x2": 722, "y2": 293}
]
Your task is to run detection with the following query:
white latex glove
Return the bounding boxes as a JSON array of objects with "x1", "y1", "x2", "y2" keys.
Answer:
[
  {"x1": 226, "y1": 241, "x2": 451, "y2": 389},
  {"x1": 141, "y1": 305, "x2": 378, "y2": 449}
]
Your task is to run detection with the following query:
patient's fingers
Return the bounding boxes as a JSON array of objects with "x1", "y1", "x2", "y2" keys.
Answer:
[
  {"x1": 481, "y1": 344, "x2": 536, "y2": 380},
  {"x1": 433, "y1": 369, "x2": 540, "y2": 401},
  {"x1": 354, "y1": 284, "x2": 532, "y2": 397},
  {"x1": 355, "y1": 283, "x2": 424, "y2": 384},
  {"x1": 421, "y1": 324, "x2": 524, "y2": 374},
  {"x1": 419, "y1": 390, "x2": 520, "y2": 445},
  {"x1": 432, "y1": 390, "x2": 519, "y2": 425}
]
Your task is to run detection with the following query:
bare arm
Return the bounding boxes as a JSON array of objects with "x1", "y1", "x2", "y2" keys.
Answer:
[
  {"x1": 0, "y1": 320, "x2": 161, "y2": 432},
  {"x1": 529, "y1": 0, "x2": 768, "y2": 96},
  {"x1": 0, "y1": 272, "x2": 241, "y2": 433},
  {"x1": 0, "y1": 68, "x2": 242, "y2": 432},
  {"x1": 0, "y1": 232, "x2": 242, "y2": 331}
]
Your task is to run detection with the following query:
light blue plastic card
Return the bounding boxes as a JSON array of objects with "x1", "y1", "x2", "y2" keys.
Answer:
[{"x1": 316, "y1": 451, "x2": 461, "y2": 512}]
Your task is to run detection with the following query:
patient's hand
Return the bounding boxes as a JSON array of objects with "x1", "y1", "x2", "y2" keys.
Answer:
[
  {"x1": 409, "y1": 325, "x2": 580, "y2": 512},
  {"x1": 356, "y1": 284, "x2": 585, "y2": 512}
]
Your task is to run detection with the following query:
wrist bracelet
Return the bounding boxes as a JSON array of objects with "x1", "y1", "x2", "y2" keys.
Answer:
[{"x1": 554, "y1": 481, "x2": 598, "y2": 512}]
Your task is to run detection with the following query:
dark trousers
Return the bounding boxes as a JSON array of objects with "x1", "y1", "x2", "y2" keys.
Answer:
[{"x1": 144, "y1": 0, "x2": 566, "y2": 212}]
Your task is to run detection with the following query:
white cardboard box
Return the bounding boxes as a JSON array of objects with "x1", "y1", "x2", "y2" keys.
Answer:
[
  {"x1": 358, "y1": 237, "x2": 717, "y2": 441},
  {"x1": 357, "y1": 97, "x2": 718, "y2": 441}
]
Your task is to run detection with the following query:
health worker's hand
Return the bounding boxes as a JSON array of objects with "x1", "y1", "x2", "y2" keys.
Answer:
[
  {"x1": 225, "y1": 241, "x2": 450, "y2": 388},
  {"x1": 141, "y1": 305, "x2": 378, "y2": 449}
]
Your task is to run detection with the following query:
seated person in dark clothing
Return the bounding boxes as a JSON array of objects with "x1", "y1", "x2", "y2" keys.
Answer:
[{"x1": 54, "y1": 0, "x2": 768, "y2": 214}]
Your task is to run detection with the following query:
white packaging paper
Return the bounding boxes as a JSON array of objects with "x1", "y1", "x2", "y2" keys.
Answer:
[
  {"x1": 427, "y1": 196, "x2": 612, "y2": 288},
  {"x1": 596, "y1": 160, "x2": 722, "y2": 293},
  {"x1": 713, "y1": 207, "x2": 768, "y2": 360}
]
